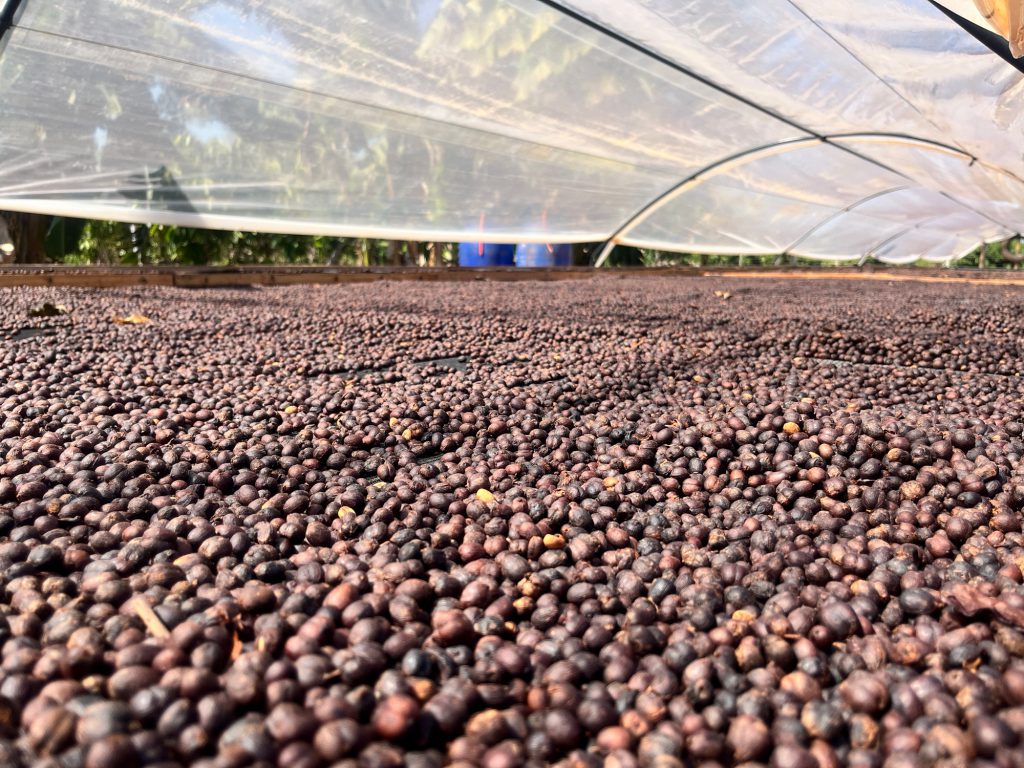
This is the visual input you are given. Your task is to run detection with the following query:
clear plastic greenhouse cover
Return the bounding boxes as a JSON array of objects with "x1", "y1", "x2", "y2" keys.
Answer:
[{"x1": 0, "y1": 0, "x2": 1022, "y2": 264}]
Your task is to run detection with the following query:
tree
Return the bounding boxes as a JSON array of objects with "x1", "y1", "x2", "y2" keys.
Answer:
[
  {"x1": 0, "y1": 212, "x2": 51, "y2": 263},
  {"x1": 1002, "y1": 240, "x2": 1024, "y2": 268}
]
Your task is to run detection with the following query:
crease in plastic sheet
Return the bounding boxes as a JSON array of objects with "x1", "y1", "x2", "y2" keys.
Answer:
[{"x1": 0, "y1": 0, "x2": 1020, "y2": 263}]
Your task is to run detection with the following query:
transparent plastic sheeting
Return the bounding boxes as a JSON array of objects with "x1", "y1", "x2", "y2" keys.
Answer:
[
  {"x1": 792, "y1": 188, "x2": 1009, "y2": 261},
  {"x1": 564, "y1": 0, "x2": 1024, "y2": 263},
  {"x1": 833, "y1": 139, "x2": 1024, "y2": 234},
  {"x1": 623, "y1": 143, "x2": 906, "y2": 256},
  {"x1": 1, "y1": 29, "x2": 691, "y2": 242},
  {"x1": 619, "y1": 145, "x2": 1013, "y2": 260},
  {"x1": 0, "y1": 0, "x2": 1020, "y2": 263}
]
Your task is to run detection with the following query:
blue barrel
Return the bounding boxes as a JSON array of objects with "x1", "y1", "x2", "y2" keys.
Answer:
[
  {"x1": 516, "y1": 242, "x2": 573, "y2": 268},
  {"x1": 458, "y1": 242, "x2": 515, "y2": 267}
]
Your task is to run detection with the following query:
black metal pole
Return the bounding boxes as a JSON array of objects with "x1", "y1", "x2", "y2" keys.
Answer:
[
  {"x1": 0, "y1": 0, "x2": 27, "y2": 41},
  {"x1": 928, "y1": 0, "x2": 1024, "y2": 74}
]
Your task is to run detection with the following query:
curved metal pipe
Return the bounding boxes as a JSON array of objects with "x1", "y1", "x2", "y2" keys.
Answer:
[
  {"x1": 594, "y1": 138, "x2": 822, "y2": 267},
  {"x1": 782, "y1": 184, "x2": 910, "y2": 258},
  {"x1": 865, "y1": 218, "x2": 950, "y2": 264},
  {"x1": 598, "y1": 132, "x2": 1022, "y2": 267},
  {"x1": 862, "y1": 216, "x2": 1010, "y2": 265}
]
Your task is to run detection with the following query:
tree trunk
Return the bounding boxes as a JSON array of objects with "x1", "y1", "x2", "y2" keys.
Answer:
[
  {"x1": 1002, "y1": 241, "x2": 1024, "y2": 267},
  {"x1": 979, "y1": 247, "x2": 987, "y2": 269},
  {"x1": 387, "y1": 240, "x2": 402, "y2": 266},
  {"x1": 1, "y1": 212, "x2": 51, "y2": 264},
  {"x1": 407, "y1": 241, "x2": 420, "y2": 266}
]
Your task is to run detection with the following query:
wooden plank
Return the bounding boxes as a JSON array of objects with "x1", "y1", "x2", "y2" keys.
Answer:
[
  {"x1": 707, "y1": 270, "x2": 1024, "y2": 287},
  {"x1": 0, "y1": 271, "x2": 175, "y2": 288},
  {"x1": 0, "y1": 264, "x2": 1020, "y2": 289}
]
